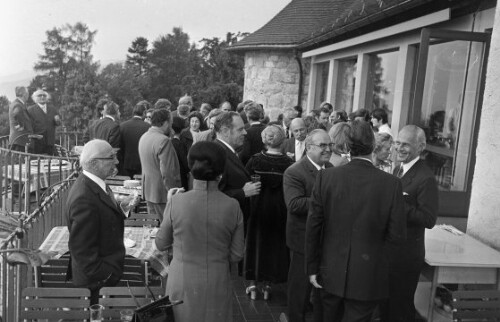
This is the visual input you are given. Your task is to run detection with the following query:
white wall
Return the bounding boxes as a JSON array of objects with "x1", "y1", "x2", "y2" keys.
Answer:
[{"x1": 467, "y1": 5, "x2": 500, "y2": 250}]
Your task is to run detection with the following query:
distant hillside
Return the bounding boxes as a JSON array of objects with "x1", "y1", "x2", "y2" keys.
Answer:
[{"x1": 0, "y1": 70, "x2": 36, "y2": 100}]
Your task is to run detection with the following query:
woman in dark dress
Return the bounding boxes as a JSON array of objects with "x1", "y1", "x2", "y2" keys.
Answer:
[{"x1": 244, "y1": 124, "x2": 294, "y2": 300}]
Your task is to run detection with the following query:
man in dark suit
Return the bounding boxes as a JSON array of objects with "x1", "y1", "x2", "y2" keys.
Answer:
[
  {"x1": 382, "y1": 125, "x2": 438, "y2": 322},
  {"x1": 119, "y1": 101, "x2": 150, "y2": 178},
  {"x1": 240, "y1": 102, "x2": 266, "y2": 165},
  {"x1": 281, "y1": 118, "x2": 307, "y2": 162},
  {"x1": 214, "y1": 112, "x2": 261, "y2": 225},
  {"x1": 283, "y1": 129, "x2": 333, "y2": 322},
  {"x1": 8, "y1": 86, "x2": 33, "y2": 152},
  {"x1": 87, "y1": 101, "x2": 121, "y2": 149},
  {"x1": 306, "y1": 120, "x2": 406, "y2": 322},
  {"x1": 28, "y1": 89, "x2": 61, "y2": 155},
  {"x1": 67, "y1": 139, "x2": 125, "y2": 304}
]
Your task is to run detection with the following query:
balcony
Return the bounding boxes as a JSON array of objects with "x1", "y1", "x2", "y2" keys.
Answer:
[{"x1": 0, "y1": 132, "x2": 80, "y2": 321}]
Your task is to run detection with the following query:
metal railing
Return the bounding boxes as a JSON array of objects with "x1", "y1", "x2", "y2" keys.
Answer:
[{"x1": 0, "y1": 135, "x2": 80, "y2": 321}]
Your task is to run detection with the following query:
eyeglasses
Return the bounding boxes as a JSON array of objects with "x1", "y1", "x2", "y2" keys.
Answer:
[{"x1": 310, "y1": 143, "x2": 334, "y2": 150}]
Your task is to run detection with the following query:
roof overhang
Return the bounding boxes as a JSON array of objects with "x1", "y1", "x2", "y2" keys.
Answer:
[
  {"x1": 302, "y1": 8, "x2": 450, "y2": 58},
  {"x1": 226, "y1": 44, "x2": 297, "y2": 52}
]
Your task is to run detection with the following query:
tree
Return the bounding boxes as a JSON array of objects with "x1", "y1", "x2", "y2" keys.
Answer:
[
  {"x1": 126, "y1": 37, "x2": 150, "y2": 75},
  {"x1": 59, "y1": 61, "x2": 103, "y2": 131},
  {"x1": 98, "y1": 63, "x2": 151, "y2": 120},
  {"x1": 148, "y1": 27, "x2": 200, "y2": 102},
  {"x1": 0, "y1": 96, "x2": 10, "y2": 136},
  {"x1": 34, "y1": 22, "x2": 97, "y2": 105},
  {"x1": 195, "y1": 32, "x2": 247, "y2": 107}
]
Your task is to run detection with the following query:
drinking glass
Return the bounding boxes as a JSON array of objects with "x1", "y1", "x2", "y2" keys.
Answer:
[
  {"x1": 144, "y1": 224, "x2": 152, "y2": 240},
  {"x1": 90, "y1": 304, "x2": 104, "y2": 322},
  {"x1": 251, "y1": 174, "x2": 261, "y2": 183},
  {"x1": 120, "y1": 309, "x2": 134, "y2": 321}
]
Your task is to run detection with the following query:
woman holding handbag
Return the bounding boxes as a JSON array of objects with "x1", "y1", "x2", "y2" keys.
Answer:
[{"x1": 155, "y1": 141, "x2": 244, "y2": 322}]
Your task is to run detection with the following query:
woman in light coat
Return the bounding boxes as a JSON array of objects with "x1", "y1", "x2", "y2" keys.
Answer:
[{"x1": 155, "y1": 141, "x2": 244, "y2": 322}]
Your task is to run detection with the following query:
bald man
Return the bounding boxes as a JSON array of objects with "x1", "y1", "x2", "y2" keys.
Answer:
[
  {"x1": 67, "y1": 139, "x2": 125, "y2": 304},
  {"x1": 281, "y1": 118, "x2": 307, "y2": 162},
  {"x1": 382, "y1": 125, "x2": 438, "y2": 322}
]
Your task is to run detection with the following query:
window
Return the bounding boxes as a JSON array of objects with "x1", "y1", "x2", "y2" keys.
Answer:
[
  {"x1": 365, "y1": 51, "x2": 398, "y2": 124},
  {"x1": 411, "y1": 28, "x2": 490, "y2": 216},
  {"x1": 334, "y1": 58, "x2": 357, "y2": 113},
  {"x1": 313, "y1": 62, "x2": 329, "y2": 109}
]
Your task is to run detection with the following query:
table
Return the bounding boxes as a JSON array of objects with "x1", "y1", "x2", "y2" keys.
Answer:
[
  {"x1": 39, "y1": 226, "x2": 169, "y2": 278},
  {"x1": 109, "y1": 185, "x2": 142, "y2": 197},
  {"x1": 423, "y1": 225, "x2": 500, "y2": 321},
  {"x1": 6, "y1": 159, "x2": 73, "y2": 192}
]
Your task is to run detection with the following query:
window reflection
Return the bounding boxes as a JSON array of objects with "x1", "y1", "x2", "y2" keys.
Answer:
[
  {"x1": 335, "y1": 59, "x2": 357, "y2": 113},
  {"x1": 418, "y1": 40, "x2": 482, "y2": 191},
  {"x1": 313, "y1": 62, "x2": 329, "y2": 109},
  {"x1": 366, "y1": 51, "x2": 398, "y2": 124}
]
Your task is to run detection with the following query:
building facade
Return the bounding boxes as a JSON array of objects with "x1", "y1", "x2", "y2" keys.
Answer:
[{"x1": 230, "y1": 0, "x2": 500, "y2": 249}]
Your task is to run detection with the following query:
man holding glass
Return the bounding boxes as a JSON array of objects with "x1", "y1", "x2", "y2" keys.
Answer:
[{"x1": 67, "y1": 139, "x2": 125, "y2": 304}]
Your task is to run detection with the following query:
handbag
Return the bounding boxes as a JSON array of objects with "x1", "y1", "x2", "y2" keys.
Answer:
[{"x1": 126, "y1": 281, "x2": 182, "y2": 322}]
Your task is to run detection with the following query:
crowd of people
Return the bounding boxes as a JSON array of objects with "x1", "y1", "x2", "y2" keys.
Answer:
[{"x1": 8, "y1": 85, "x2": 439, "y2": 322}]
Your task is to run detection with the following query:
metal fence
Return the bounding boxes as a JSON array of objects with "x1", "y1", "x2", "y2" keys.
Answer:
[{"x1": 0, "y1": 135, "x2": 79, "y2": 321}]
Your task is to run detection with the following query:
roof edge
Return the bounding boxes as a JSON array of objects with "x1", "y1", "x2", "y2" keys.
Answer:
[{"x1": 226, "y1": 44, "x2": 298, "y2": 52}]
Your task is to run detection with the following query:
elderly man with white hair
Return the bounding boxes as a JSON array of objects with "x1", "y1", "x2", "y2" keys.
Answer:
[
  {"x1": 66, "y1": 139, "x2": 125, "y2": 304},
  {"x1": 27, "y1": 89, "x2": 61, "y2": 155}
]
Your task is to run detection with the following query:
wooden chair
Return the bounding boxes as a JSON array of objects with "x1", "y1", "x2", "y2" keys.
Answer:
[
  {"x1": 125, "y1": 212, "x2": 160, "y2": 227},
  {"x1": 20, "y1": 287, "x2": 90, "y2": 321},
  {"x1": 452, "y1": 290, "x2": 500, "y2": 321},
  {"x1": 99, "y1": 285, "x2": 164, "y2": 320},
  {"x1": 34, "y1": 253, "x2": 73, "y2": 288}
]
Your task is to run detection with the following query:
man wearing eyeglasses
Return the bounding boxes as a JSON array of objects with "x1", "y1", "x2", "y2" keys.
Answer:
[
  {"x1": 27, "y1": 89, "x2": 61, "y2": 155},
  {"x1": 283, "y1": 129, "x2": 333, "y2": 322},
  {"x1": 305, "y1": 120, "x2": 406, "y2": 322},
  {"x1": 67, "y1": 139, "x2": 125, "y2": 304}
]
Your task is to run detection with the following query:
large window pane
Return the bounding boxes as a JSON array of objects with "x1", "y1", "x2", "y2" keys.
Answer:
[
  {"x1": 365, "y1": 51, "x2": 398, "y2": 124},
  {"x1": 334, "y1": 59, "x2": 357, "y2": 113},
  {"x1": 313, "y1": 62, "x2": 329, "y2": 109},
  {"x1": 418, "y1": 40, "x2": 483, "y2": 191}
]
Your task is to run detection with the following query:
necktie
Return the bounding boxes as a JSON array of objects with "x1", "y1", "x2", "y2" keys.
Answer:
[
  {"x1": 106, "y1": 185, "x2": 118, "y2": 207},
  {"x1": 394, "y1": 165, "x2": 404, "y2": 178}
]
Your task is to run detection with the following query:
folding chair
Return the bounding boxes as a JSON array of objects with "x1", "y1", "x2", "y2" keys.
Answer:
[
  {"x1": 33, "y1": 253, "x2": 73, "y2": 288},
  {"x1": 20, "y1": 287, "x2": 90, "y2": 321},
  {"x1": 99, "y1": 286, "x2": 164, "y2": 320},
  {"x1": 452, "y1": 290, "x2": 500, "y2": 321},
  {"x1": 124, "y1": 212, "x2": 160, "y2": 227}
]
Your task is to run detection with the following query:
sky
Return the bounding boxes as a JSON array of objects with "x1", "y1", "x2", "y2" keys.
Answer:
[{"x1": 0, "y1": 0, "x2": 289, "y2": 79}]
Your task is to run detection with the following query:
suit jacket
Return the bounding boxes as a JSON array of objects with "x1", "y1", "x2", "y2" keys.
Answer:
[
  {"x1": 240, "y1": 122, "x2": 266, "y2": 165},
  {"x1": 139, "y1": 127, "x2": 182, "y2": 204},
  {"x1": 179, "y1": 128, "x2": 194, "y2": 152},
  {"x1": 216, "y1": 139, "x2": 251, "y2": 219},
  {"x1": 27, "y1": 103, "x2": 60, "y2": 146},
  {"x1": 88, "y1": 117, "x2": 121, "y2": 148},
  {"x1": 119, "y1": 117, "x2": 150, "y2": 173},
  {"x1": 281, "y1": 137, "x2": 306, "y2": 161},
  {"x1": 8, "y1": 98, "x2": 33, "y2": 147},
  {"x1": 171, "y1": 137, "x2": 190, "y2": 191},
  {"x1": 306, "y1": 159, "x2": 406, "y2": 300},
  {"x1": 66, "y1": 174, "x2": 125, "y2": 288},
  {"x1": 283, "y1": 156, "x2": 332, "y2": 254},
  {"x1": 398, "y1": 159, "x2": 439, "y2": 242}
]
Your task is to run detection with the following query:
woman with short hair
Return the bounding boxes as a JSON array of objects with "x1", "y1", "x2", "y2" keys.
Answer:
[
  {"x1": 155, "y1": 141, "x2": 244, "y2": 322},
  {"x1": 244, "y1": 125, "x2": 294, "y2": 300}
]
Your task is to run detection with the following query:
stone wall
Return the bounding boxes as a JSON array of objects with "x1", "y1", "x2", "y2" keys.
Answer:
[
  {"x1": 467, "y1": 4, "x2": 500, "y2": 250},
  {"x1": 243, "y1": 50, "x2": 310, "y2": 112}
]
